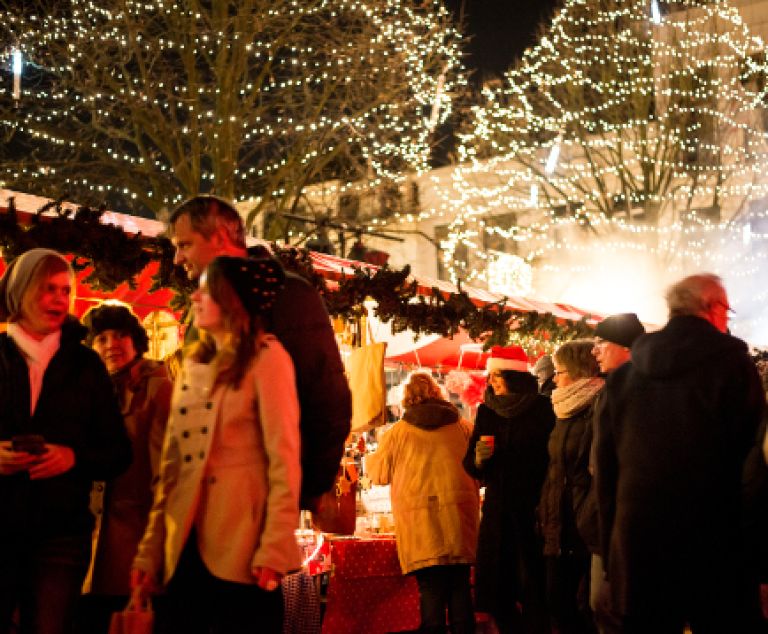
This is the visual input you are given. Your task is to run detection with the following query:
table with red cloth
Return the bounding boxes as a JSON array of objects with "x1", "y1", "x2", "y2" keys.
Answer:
[{"x1": 321, "y1": 536, "x2": 420, "y2": 634}]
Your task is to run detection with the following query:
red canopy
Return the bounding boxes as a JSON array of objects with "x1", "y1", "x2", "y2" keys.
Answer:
[{"x1": 383, "y1": 330, "x2": 491, "y2": 369}]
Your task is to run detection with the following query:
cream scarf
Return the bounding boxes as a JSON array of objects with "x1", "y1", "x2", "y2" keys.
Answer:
[
  {"x1": 551, "y1": 377, "x2": 604, "y2": 419},
  {"x1": 7, "y1": 322, "x2": 61, "y2": 415}
]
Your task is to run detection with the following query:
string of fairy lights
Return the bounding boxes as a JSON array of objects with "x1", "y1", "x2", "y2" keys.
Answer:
[
  {"x1": 5, "y1": 0, "x2": 768, "y2": 337},
  {"x1": 0, "y1": 0, "x2": 464, "y2": 216},
  {"x1": 376, "y1": 0, "x2": 768, "y2": 335}
]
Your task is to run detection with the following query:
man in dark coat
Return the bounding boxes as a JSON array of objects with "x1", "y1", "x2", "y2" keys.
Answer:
[
  {"x1": 169, "y1": 195, "x2": 351, "y2": 511},
  {"x1": 596, "y1": 274, "x2": 765, "y2": 633},
  {"x1": 572, "y1": 312, "x2": 644, "y2": 634}
]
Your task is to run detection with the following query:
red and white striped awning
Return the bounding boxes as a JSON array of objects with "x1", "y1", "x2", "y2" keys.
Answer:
[
  {"x1": 309, "y1": 251, "x2": 600, "y2": 323},
  {"x1": 0, "y1": 189, "x2": 601, "y2": 327}
]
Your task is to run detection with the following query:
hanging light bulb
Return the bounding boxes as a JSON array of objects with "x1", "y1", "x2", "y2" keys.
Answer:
[
  {"x1": 651, "y1": 0, "x2": 662, "y2": 25},
  {"x1": 11, "y1": 48, "x2": 22, "y2": 100},
  {"x1": 529, "y1": 183, "x2": 539, "y2": 207},
  {"x1": 743, "y1": 222, "x2": 752, "y2": 246},
  {"x1": 544, "y1": 137, "x2": 561, "y2": 175},
  {"x1": 428, "y1": 67, "x2": 447, "y2": 130}
]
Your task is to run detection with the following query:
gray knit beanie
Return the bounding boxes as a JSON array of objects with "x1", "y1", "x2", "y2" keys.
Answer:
[
  {"x1": 0, "y1": 248, "x2": 72, "y2": 321},
  {"x1": 533, "y1": 354, "x2": 554, "y2": 378}
]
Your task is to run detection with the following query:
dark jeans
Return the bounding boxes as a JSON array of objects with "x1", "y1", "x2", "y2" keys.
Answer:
[
  {"x1": 0, "y1": 533, "x2": 91, "y2": 634},
  {"x1": 545, "y1": 553, "x2": 595, "y2": 634},
  {"x1": 412, "y1": 565, "x2": 474, "y2": 634},
  {"x1": 156, "y1": 535, "x2": 283, "y2": 634}
]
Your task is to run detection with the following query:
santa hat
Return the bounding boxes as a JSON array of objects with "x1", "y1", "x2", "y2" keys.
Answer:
[{"x1": 486, "y1": 345, "x2": 529, "y2": 373}]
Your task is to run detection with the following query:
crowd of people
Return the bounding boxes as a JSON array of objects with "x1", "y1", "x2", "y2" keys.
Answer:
[
  {"x1": 0, "y1": 192, "x2": 765, "y2": 634},
  {"x1": 368, "y1": 273, "x2": 768, "y2": 634},
  {"x1": 0, "y1": 195, "x2": 351, "y2": 634}
]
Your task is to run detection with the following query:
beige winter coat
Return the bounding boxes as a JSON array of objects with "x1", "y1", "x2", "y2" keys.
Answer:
[
  {"x1": 366, "y1": 402, "x2": 479, "y2": 574},
  {"x1": 133, "y1": 335, "x2": 302, "y2": 585}
]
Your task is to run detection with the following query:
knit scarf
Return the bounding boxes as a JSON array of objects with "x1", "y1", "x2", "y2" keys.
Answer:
[
  {"x1": 551, "y1": 377, "x2": 604, "y2": 419},
  {"x1": 484, "y1": 387, "x2": 539, "y2": 419},
  {"x1": 110, "y1": 356, "x2": 142, "y2": 411},
  {"x1": 7, "y1": 321, "x2": 61, "y2": 415}
]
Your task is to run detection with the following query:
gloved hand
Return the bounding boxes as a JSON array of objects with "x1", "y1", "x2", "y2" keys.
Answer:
[{"x1": 475, "y1": 439, "x2": 494, "y2": 467}]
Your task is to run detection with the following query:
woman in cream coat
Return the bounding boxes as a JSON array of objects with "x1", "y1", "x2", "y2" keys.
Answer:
[
  {"x1": 131, "y1": 256, "x2": 301, "y2": 633},
  {"x1": 367, "y1": 373, "x2": 479, "y2": 634}
]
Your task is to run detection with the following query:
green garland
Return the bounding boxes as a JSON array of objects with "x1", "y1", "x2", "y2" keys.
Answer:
[{"x1": 0, "y1": 197, "x2": 594, "y2": 346}]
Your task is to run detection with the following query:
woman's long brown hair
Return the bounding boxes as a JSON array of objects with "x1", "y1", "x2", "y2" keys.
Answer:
[{"x1": 188, "y1": 260, "x2": 264, "y2": 389}]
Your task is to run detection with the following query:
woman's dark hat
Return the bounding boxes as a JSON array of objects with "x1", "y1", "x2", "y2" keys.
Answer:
[
  {"x1": 82, "y1": 303, "x2": 149, "y2": 356},
  {"x1": 213, "y1": 256, "x2": 285, "y2": 315}
]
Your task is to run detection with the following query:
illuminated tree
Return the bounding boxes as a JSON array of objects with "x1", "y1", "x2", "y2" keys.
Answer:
[
  {"x1": 428, "y1": 0, "x2": 768, "y2": 299},
  {"x1": 0, "y1": 0, "x2": 463, "y2": 224}
]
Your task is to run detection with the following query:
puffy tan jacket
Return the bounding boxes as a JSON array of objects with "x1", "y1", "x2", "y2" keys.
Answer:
[{"x1": 366, "y1": 409, "x2": 479, "y2": 574}]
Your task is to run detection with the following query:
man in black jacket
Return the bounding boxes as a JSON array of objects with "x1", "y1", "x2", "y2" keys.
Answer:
[
  {"x1": 169, "y1": 195, "x2": 351, "y2": 512},
  {"x1": 573, "y1": 312, "x2": 644, "y2": 633},
  {"x1": 596, "y1": 274, "x2": 765, "y2": 633}
]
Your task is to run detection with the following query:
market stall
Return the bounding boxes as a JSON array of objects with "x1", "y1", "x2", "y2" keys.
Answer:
[{"x1": 0, "y1": 189, "x2": 603, "y2": 632}]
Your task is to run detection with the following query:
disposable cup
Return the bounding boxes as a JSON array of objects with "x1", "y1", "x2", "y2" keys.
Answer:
[{"x1": 480, "y1": 435, "x2": 495, "y2": 450}]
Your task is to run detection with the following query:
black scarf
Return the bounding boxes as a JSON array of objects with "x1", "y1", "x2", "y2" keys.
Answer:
[
  {"x1": 483, "y1": 370, "x2": 539, "y2": 418},
  {"x1": 109, "y1": 356, "x2": 141, "y2": 410}
]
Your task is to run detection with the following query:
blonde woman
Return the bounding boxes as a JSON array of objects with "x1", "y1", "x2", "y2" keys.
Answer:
[
  {"x1": 131, "y1": 256, "x2": 301, "y2": 633},
  {"x1": 0, "y1": 248, "x2": 131, "y2": 634},
  {"x1": 367, "y1": 373, "x2": 479, "y2": 634}
]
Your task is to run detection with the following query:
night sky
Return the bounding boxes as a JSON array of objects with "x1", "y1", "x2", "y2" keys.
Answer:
[{"x1": 443, "y1": 0, "x2": 560, "y2": 80}]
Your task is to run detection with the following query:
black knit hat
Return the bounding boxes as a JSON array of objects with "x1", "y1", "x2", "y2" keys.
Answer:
[
  {"x1": 82, "y1": 303, "x2": 150, "y2": 356},
  {"x1": 594, "y1": 313, "x2": 645, "y2": 349},
  {"x1": 211, "y1": 256, "x2": 285, "y2": 315}
]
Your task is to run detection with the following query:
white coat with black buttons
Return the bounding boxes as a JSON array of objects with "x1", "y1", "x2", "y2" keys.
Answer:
[{"x1": 133, "y1": 335, "x2": 302, "y2": 585}]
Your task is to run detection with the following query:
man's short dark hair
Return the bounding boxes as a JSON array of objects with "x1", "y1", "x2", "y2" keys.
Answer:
[{"x1": 169, "y1": 195, "x2": 246, "y2": 249}]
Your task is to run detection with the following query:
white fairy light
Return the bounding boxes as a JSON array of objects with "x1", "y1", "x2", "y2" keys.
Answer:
[
  {"x1": 0, "y1": 1, "x2": 465, "y2": 216},
  {"x1": 409, "y1": 0, "x2": 768, "y2": 338}
]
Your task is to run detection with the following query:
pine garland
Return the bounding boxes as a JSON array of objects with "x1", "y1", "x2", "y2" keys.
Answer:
[{"x1": 0, "y1": 198, "x2": 594, "y2": 346}]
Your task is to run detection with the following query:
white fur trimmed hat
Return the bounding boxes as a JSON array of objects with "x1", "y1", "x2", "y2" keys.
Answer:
[{"x1": 486, "y1": 345, "x2": 529, "y2": 373}]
